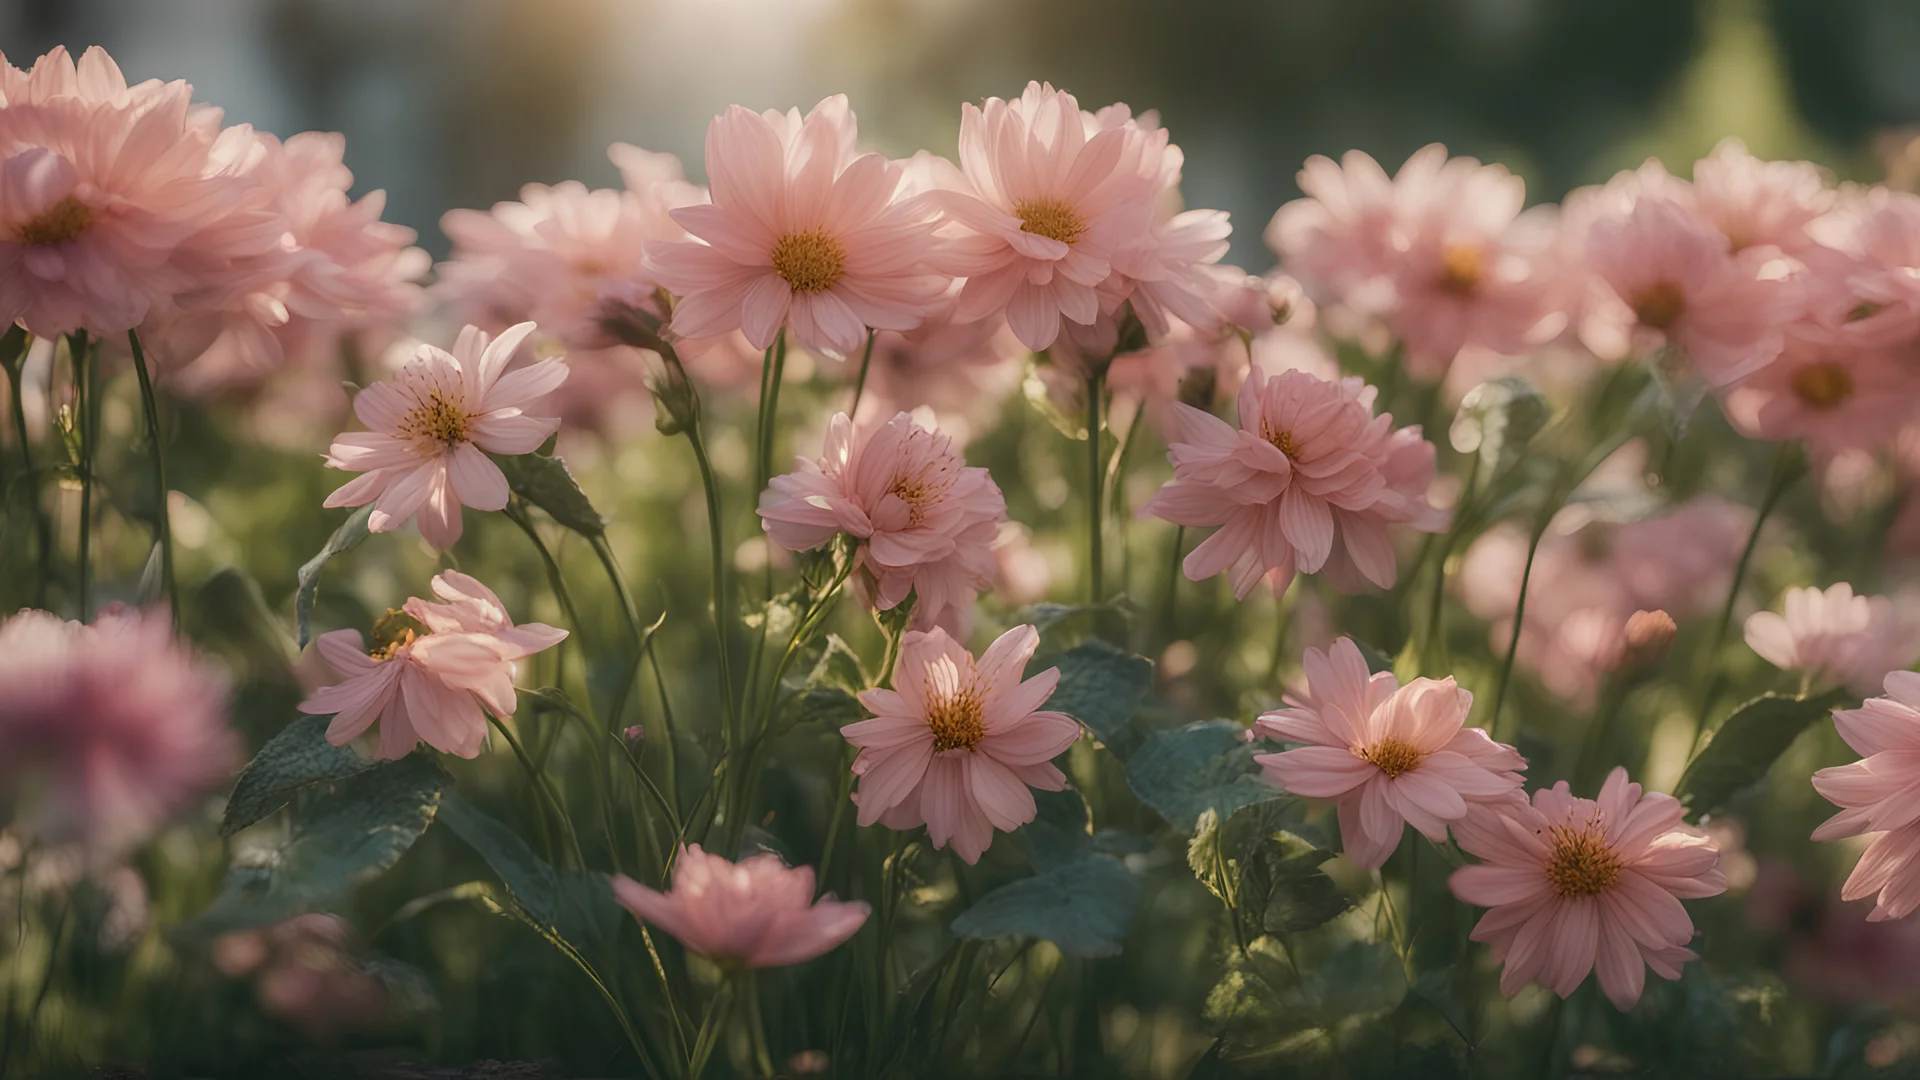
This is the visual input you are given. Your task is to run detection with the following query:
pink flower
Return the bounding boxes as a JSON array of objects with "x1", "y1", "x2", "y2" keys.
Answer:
[
  {"x1": 844, "y1": 625, "x2": 1082, "y2": 864},
  {"x1": 1744, "y1": 583, "x2": 1919, "y2": 695},
  {"x1": 1811, "y1": 672, "x2": 1920, "y2": 920},
  {"x1": 1689, "y1": 138, "x2": 1834, "y2": 254},
  {"x1": 0, "y1": 606, "x2": 239, "y2": 850},
  {"x1": 759, "y1": 411, "x2": 1006, "y2": 628},
  {"x1": 1254, "y1": 638, "x2": 1525, "y2": 869},
  {"x1": 611, "y1": 845, "x2": 868, "y2": 968},
  {"x1": 1716, "y1": 323, "x2": 1916, "y2": 460},
  {"x1": 1141, "y1": 366, "x2": 1446, "y2": 599},
  {"x1": 850, "y1": 295, "x2": 1025, "y2": 444},
  {"x1": 646, "y1": 95, "x2": 950, "y2": 357},
  {"x1": 0, "y1": 47, "x2": 278, "y2": 337},
  {"x1": 930, "y1": 83, "x2": 1162, "y2": 350},
  {"x1": 297, "y1": 570, "x2": 566, "y2": 759},
  {"x1": 322, "y1": 322, "x2": 567, "y2": 549},
  {"x1": 1266, "y1": 147, "x2": 1411, "y2": 314},
  {"x1": 1449, "y1": 768, "x2": 1728, "y2": 1009}
]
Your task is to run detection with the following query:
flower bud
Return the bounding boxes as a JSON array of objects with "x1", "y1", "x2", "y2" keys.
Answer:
[
  {"x1": 1621, "y1": 609, "x2": 1677, "y2": 669},
  {"x1": 622, "y1": 723, "x2": 646, "y2": 748}
]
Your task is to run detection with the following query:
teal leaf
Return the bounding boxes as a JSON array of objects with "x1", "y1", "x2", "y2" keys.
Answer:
[
  {"x1": 1042, "y1": 640, "x2": 1152, "y2": 743},
  {"x1": 1127, "y1": 720, "x2": 1278, "y2": 832},
  {"x1": 494, "y1": 451, "x2": 605, "y2": 537},
  {"x1": 436, "y1": 793, "x2": 624, "y2": 952},
  {"x1": 949, "y1": 855, "x2": 1139, "y2": 958},
  {"x1": 295, "y1": 504, "x2": 372, "y2": 648},
  {"x1": 1677, "y1": 689, "x2": 1848, "y2": 819},
  {"x1": 1014, "y1": 788, "x2": 1095, "y2": 871},
  {"x1": 221, "y1": 715, "x2": 377, "y2": 836}
]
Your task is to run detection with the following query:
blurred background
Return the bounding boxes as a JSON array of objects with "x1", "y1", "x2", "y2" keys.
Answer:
[{"x1": 8, "y1": 0, "x2": 1920, "y2": 269}]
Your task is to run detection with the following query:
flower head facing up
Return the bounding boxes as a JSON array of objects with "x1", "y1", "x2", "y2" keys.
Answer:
[
  {"x1": 759, "y1": 411, "x2": 1006, "y2": 628},
  {"x1": 1448, "y1": 768, "x2": 1727, "y2": 1010},
  {"x1": 1744, "y1": 582, "x2": 1919, "y2": 696},
  {"x1": 1141, "y1": 367, "x2": 1446, "y2": 600},
  {"x1": 1812, "y1": 672, "x2": 1920, "y2": 921},
  {"x1": 844, "y1": 625, "x2": 1082, "y2": 864},
  {"x1": 0, "y1": 606, "x2": 239, "y2": 851},
  {"x1": 611, "y1": 845, "x2": 868, "y2": 969},
  {"x1": 1254, "y1": 638, "x2": 1525, "y2": 869},
  {"x1": 645, "y1": 95, "x2": 950, "y2": 357},
  {"x1": 322, "y1": 322, "x2": 567, "y2": 549},
  {"x1": 298, "y1": 571, "x2": 565, "y2": 759}
]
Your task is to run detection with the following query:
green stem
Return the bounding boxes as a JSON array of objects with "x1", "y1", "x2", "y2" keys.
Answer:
[
  {"x1": 1160, "y1": 525, "x2": 1185, "y2": 645},
  {"x1": 589, "y1": 533, "x2": 645, "y2": 732},
  {"x1": 848, "y1": 329, "x2": 876, "y2": 418},
  {"x1": 487, "y1": 712, "x2": 586, "y2": 869},
  {"x1": 682, "y1": 422, "x2": 739, "y2": 737},
  {"x1": 126, "y1": 330, "x2": 176, "y2": 626},
  {"x1": 687, "y1": 978, "x2": 736, "y2": 1079},
  {"x1": 815, "y1": 753, "x2": 856, "y2": 889},
  {"x1": 754, "y1": 331, "x2": 788, "y2": 508},
  {"x1": 1085, "y1": 372, "x2": 1105, "y2": 604},
  {"x1": 3, "y1": 330, "x2": 50, "y2": 609},
  {"x1": 71, "y1": 331, "x2": 94, "y2": 620},
  {"x1": 1489, "y1": 512, "x2": 1548, "y2": 743},
  {"x1": 745, "y1": 973, "x2": 775, "y2": 1076}
]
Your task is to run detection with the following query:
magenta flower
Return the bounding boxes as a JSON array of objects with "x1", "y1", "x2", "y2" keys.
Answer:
[
  {"x1": 646, "y1": 95, "x2": 950, "y2": 357},
  {"x1": 1141, "y1": 367, "x2": 1446, "y2": 599},
  {"x1": 1254, "y1": 638, "x2": 1525, "y2": 869},
  {"x1": 0, "y1": 606, "x2": 239, "y2": 850},
  {"x1": 1449, "y1": 768, "x2": 1728, "y2": 1009},
  {"x1": 1744, "y1": 583, "x2": 1919, "y2": 695},
  {"x1": 297, "y1": 571, "x2": 566, "y2": 760},
  {"x1": 1812, "y1": 672, "x2": 1920, "y2": 921},
  {"x1": 611, "y1": 845, "x2": 868, "y2": 968},
  {"x1": 759, "y1": 411, "x2": 1006, "y2": 628},
  {"x1": 322, "y1": 322, "x2": 567, "y2": 549},
  {"x1": 845, "y1": 625, "x2": 1082, "y2": 864}
]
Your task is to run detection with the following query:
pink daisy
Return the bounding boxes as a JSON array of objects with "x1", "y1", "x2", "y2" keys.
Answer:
[
  {"x1": 1254, "y1": 637, "x2": 1525, "y2": 869},
  {"x1": 758, "y1": 410, "x2": 1006, "y2": 628},
  {"x1": 1802, "y1": 185, "x2": 1920, "y2": 350},
  {"x1": 929, "y1": 82, "x2": 1162, "y2": 351},
  {"x1": 297, "y1": 570, "x2": 566, "y2": 760},
  {"x1": 1449, "y1": 768, "x2": 1728, "y2": 1009},
  {"x1": 844, "y1": 624, "x2": 1082, "y2": 864},
  {"x1": 1689, "y1": 138, "x2": 1834, "y2": 255},
  {"x1": 611, "y1": 845, "x2": 868, "y2": 968},
  {"x1": 1140, "y1": 366, "x2": 1446, "y2": 599},
  {"x1": 646, "y1": 95, "x2": 950, "y2": 357},
  {"x1": 1716, "y1": 322, "x2": 1916, "y2": 460},
  {"x1": 1266, "y1": 146, "x2": 1421, "y2": 315},
  {"x1": 1744, "y1": 582, "x2": 1919, "y2": 695},
  {"x1": 322, "y1": 322, "x2": 567, "y2": 549},
  {"x1": 0, "y1": 605, "x2": 239, "y2": 851},
  {"x1": 1812, "y1": 672, "x2": 1920, "y2": 921}
]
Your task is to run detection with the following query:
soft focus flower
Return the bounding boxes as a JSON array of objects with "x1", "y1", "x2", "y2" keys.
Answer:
[
  {"x1": 1449, "y1": 768, "x2": 1728, "y2": 1009},
  {"x1": 1266, "y1": 147, "x2": 1409, "y2": 313},
  {"x1": 930, "y1": 82, "x2": 1163, "y2": 350},
  {"x1": 759, "y1": 411, "x2": 1006, "y2": 628},
  {"x1": 1744, "y1": 583, "x2": 1918, "y2": 695},
  {"x1": 0, "y1": 606, "x2": 238, "y2": 850},
  {"x1": 1254, "y1": 638, "x2": 1525, "y2": 868},
  {"x1": 322, "y1": 322, "x2": 566, "y2": 549},
  {"x1": 1141, "y1": 366, "x2": 1446, "y2": 599},
  {"x1": 1717, "y1": 324, "x2": 1916, "y2": 461},
  {"x1": 1688, "y1": 138, "x2": 1834, "y2": 255},
  {"x1": 646, "y1": 95, "x2": 950, "y2": 357},
  {"x1": 1802, "y1": 185, "x2": 1920, "y2": 349},
  {"x1": 214, "y1": 914, "x2": 392, "y2": 1042},
  {"x1": 1811, "y1": 672, "x2": 1920, "y2": 920},
  {"x1": 611, "y1": 845, "x2": 868, "y2": 968},
  {"x1": 850, "y1": 298, "x2": 1025, "y2": 443},
  {"x1": 297, "y1": 570, "x2": 566, "y2": 759},
  {"x1": 844, "y1": 625, "x2": 1081, "y2": 864}
]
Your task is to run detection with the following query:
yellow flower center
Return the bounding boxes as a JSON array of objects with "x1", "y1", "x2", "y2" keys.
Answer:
[
  {"x1": 1632, "y1": 282, "x2": 1687, "y2": 331},
  {"x1": 1013, "y1": 197, "x2": 1087, "y2": 245},
  {"x1": 1437, "y1": 244, "x2": 1484, "y2": 296},
  {"x1": 398, "y1": 391, "x2": 471, "y2": 447},
  {"x1": 926, "y1": 686, "x2": 987, "y2": 752},
  {"x1": 1544, "y1": 823, "x2": 1623, "y2": 898},
  {"x1": 1357, "y1": 737, "x2": 1425, "y2": 778},
  {"x1": 770, "y1": 227, "x2": 847, "y2": 294},
  {"x1": 15, "y1": 196, "x2": 93, "y2": 247},
  {"x1": 1259, "y1": 419, "x2": 1297, "y2": 457},
  {"x1": 1790, "y1": 360, "x2": 1854, "y2": 409},
  {"x1": 888, "y1": 476, "x2": 939, "y2": 527},
  {"x1": 368, "y1": 609, "x2": 425, "y2": 662}
]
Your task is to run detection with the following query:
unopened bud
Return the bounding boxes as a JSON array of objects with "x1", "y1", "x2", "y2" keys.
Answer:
[
  {"x1": 647, "y1": 353, "x2": 701, "y2": 436},
  {"x1": 1622, "y1": 609, "x2": 1677, "y2": 668},
  {"x1": 622, "y1": 724, "x2": 646, "y2": 748}
]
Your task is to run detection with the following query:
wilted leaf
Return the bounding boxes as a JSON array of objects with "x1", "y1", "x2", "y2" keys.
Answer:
[
  {"x1": 949, "y1": 856, "x2": 1139, "y2": 957},
  {"x1": 1015, "y1": 788, "x2": 1094, "y2": 871},
  {"x1": 494, "y1": 452, "x2": 605, "y2": 537},
  {"x1": 222, "y1": 715, "x2": 377, "y2": 836},
  {"x1": 1127, "y1": 720, "x2": 1278, "y2": 832},
  {"x1": 1042, "y1": 640, "x2": 1152, "y2": 743},
  {"x1": 295, "y1": 504, "x2": 372, "y2": 648},
  {"x1": 436, "y1": 793, "x2": 624, "y2": 952},
  {"x1": 1677, "y1": 689, "x2": 1847, "y2": 819}
]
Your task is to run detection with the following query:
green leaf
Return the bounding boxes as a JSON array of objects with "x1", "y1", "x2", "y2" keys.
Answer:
[
  {"x1": 295, "y1": 504, "x2": 372, "y2": 648},
  {"x1": 436, "y1": 793, "x2": 624, "y2": 952},
  {"x1": 809, "y1": 634, "x2": 868, "y2": 693},
  {"x1": 1353, "y1": 640, "x2": 1398, "y2": 677},
  {"x1": 1204, "y1": 937, "x2": 1407, "y2": 1044},
  {"x1": 1042, "y1": 640, "x2": 1152, "y2": 743},
  {"x1": 189, "y1": 754, "x2": 448, "y2": 935},
  {"x1": 1015, "y1": 788, "x2": 1094, "y2": 871},
  {"x1": 1188, "y1": 803, "x2": 1350, "y2": 938},
  {"x1": 1449, "y1": 375, "x2": 1550, "y2": 480},
  {"x1": 188, "y1": 567, "x2": 299, "y2": 679},
  {"x1": 782, "y1": 687, "x2": 867, "y2": 731},
  {"x1": 1127, "y1": 719, "x2": 1278, "y2": 832},
  {"x1": 1676, "y1": 689, "x2": 1848, "y2": 819},
  {"x1": 221, "y1": 715, "x2": 377, "y2": 836},
  {"x1": 494, "y1": 451, "x2": 605, "y2": 537},
  {"x1": 949, "y1": 855, "x2": 1139, "y2": 958}
]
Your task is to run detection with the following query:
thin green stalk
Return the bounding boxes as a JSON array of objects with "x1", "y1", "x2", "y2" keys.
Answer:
[
  {"x1": 1488, "y1": 512, "x2": 1548, "y2": 743},
  {"x1": 1160, "y1": 525, "x2": 1185, "y2": 644},
  {"x1": 0, "y1": 895, "x2": 68, "y2": 1080},
  {"x1": 815, "y1": 755, "x2": 856, "y2": 889},
  {"x1": 848, "y1": 329, "x2": 876, "y2": 417},
  {"x1": 3, "y1": 332, "x2": 50, "y2": 609},
  {"x1": 589, "y1": 533, "x2": 646, "y2": 732},
  {"x1": 487, "y1": 712, "x2": 586, "y2": 869},
  {"x1": 126, "y1": 330, "x2": 176, "y2": 625},
  {"x1": 754, "y1": 332, "x2": 788, "y2": 507},
  {"x1": 71, "y1": 331, "x2": 95, "y2": 620},
  {"x1": 1085, "y1": 372, "x2": 1105, "y2": 603},
  {"x1": 745, "y1": 973, "x2": 775, "y2": 1076},
  {"x1": 1691, "y1": 443, "x2": 1802, "y2": 747},
  {"x1": 687, "y1": 979, "x2": 737, "y2": 1079},
  {"x1": 682, "y1": 422, "x2": 739, "y2": 736},
  {"x1": 878, "y1": 618, "x2": 907, "y2": 690}
]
